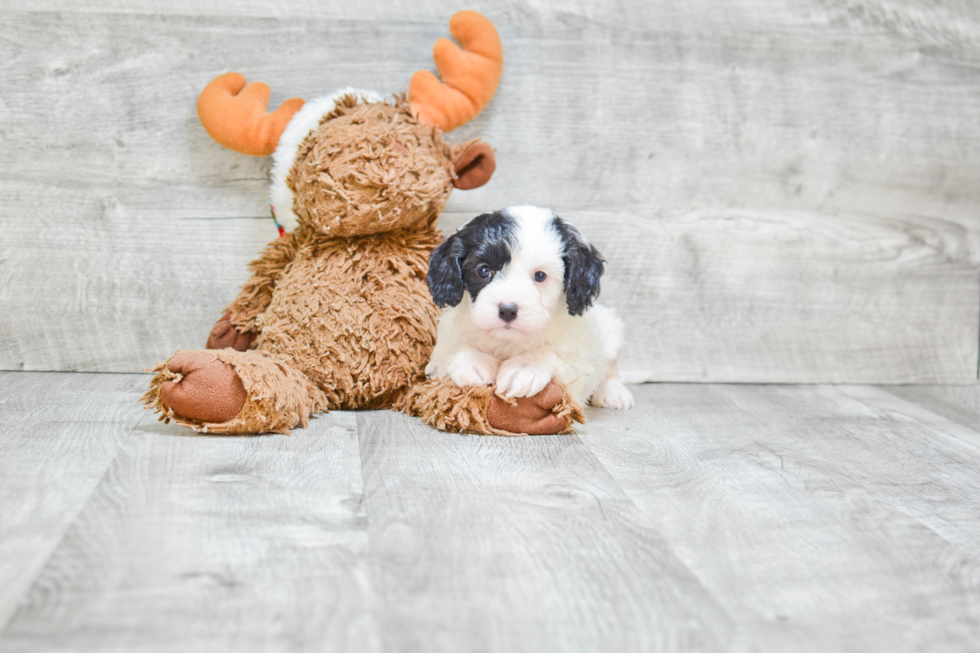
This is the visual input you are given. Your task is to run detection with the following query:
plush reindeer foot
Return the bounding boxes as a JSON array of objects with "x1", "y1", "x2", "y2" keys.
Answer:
[
  {"x1": 398, "y1": 377, "x2": 584, "y2": 436},
  {"x1": 206, "y1": 313, "x2": 256, "y2": 351},
  {"x1": 487, "y1": 382, "x2": 572, "y2": 435},
  {"x1": 158, "y1": 351, "x2": 247, "y2": 423},
  {"x1": 143, "y1": 349, "x2": 327, "y2": 434}
]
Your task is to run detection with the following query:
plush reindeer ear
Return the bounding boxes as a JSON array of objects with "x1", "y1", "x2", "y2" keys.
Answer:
[
  {"x1": 427, "y1": 234, "x2": 466, "y2": 307},
  {"x1": 554, "y1": 216, "x2": 605, "y2": 316},
  {"x1": 452, "y1": 141, "x2": 495, "y2": 190}
]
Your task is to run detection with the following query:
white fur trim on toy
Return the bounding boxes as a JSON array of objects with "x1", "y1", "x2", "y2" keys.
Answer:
[{"x1": 269, "y1": 87, "x2": 385, "y2": 233}]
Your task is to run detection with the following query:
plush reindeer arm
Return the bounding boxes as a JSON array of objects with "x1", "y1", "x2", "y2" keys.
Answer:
[{"x1": 206, "y1": 234, "x2": 300, "y2": 350}]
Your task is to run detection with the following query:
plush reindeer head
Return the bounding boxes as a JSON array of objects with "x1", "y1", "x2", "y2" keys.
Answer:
[{"x1": 196, "y1": 11, "x2": 502, "y2": 237}]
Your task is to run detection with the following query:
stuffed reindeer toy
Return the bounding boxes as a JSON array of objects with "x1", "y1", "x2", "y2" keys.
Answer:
[{"x1": 143, "y1": 11, "x2": 585, "y2": 436}]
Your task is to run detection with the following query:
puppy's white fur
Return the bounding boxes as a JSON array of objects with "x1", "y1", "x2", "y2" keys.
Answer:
[{"x1": 426, "y1": 205, "x2": 633, "y2": 409}]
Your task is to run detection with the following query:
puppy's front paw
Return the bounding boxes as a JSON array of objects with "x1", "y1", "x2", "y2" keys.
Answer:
[
  {"x1": 590, "y1": 378, "x2": 634, "y2": 409},
  {"x1": 496, "y1": 358, "x2": 552, "y2": 398},
  {"x1": 448, "y1": 350, "x2": 500, "y2": 387}
]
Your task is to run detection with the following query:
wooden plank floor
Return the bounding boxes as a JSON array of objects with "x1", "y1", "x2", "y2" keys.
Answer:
[{"x1": 1, "y1": 372, "x2": 979, "y2": 652}]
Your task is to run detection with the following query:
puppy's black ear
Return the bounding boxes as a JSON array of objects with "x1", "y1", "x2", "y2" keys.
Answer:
[
  {"x1": 427, "y1": 234, "x2": 466, "y2": 307},
  {"x1": 554, "y1": 216, "x2": 605, "y2": 316}
]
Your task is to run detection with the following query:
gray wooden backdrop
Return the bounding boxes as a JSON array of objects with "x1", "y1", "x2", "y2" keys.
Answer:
[{"x1": 1, "y1": 0, "x2": 978, "y2": 383}]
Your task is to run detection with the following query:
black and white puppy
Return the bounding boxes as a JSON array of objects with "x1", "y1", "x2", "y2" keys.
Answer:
[{"x1": 425, "y1": 205, "x2": 633, "y2": 408}]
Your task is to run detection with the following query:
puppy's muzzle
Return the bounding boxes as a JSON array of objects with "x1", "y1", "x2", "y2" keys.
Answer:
[{"x1": 498, "y1": 303, "x2": 518, "y2": 323}]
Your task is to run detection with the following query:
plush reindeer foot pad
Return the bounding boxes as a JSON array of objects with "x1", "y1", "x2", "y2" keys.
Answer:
[
  {"x1": 487, "y1": 382, "x2": 571, "y2": 435},
  {"x1": 157, "y1": 351, "x2": 246, "y2": 423}
]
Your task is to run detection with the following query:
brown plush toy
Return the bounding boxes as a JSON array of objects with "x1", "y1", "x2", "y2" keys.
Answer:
[{"x1": 142, "y1": 11, "x2": 584, "y2": 436}]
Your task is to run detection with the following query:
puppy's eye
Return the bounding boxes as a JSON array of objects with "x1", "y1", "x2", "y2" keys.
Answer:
[
  {"x1": 534, "y1": 271, "x2": 547, "y2": 282},
  {"x1": 478, "y1": 265, "x2": 492, "y2": 279}
]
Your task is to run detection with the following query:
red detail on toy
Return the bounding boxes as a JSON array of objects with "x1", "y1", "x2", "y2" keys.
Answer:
[{"x1": 271, "y1": 206, "x2": 287, "y2": 238}]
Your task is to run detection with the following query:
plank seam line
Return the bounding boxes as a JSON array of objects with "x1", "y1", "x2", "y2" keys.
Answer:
[{"x1": 0, "y1": 401, "x2": 147, "y2": 639}]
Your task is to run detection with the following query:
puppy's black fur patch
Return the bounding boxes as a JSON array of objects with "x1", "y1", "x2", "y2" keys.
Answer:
[
  {"x1": 552, "y1": 215, "x2": 605, "y2": 316},
  {"x1": 427, "y1": 211, "x2": 515, "y2": 307}
]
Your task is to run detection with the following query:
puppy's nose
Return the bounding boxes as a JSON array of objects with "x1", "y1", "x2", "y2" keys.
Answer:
[{"x1": 498, "y1": 303, "x2": 519, "y2": 323}]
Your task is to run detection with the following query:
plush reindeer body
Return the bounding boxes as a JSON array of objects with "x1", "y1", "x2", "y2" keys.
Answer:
[
  {"x1": 143, "y1": 12, "x2": 584, "y2": 435},
  {"x1": 240, "y1": 225, "x2": 442, "y2": 411},
  {"x1": 211, "y1": 99, "x2": 453, "y2": 416}
]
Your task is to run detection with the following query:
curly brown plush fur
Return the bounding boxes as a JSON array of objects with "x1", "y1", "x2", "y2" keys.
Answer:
[
  {"x1": 396, "y1": 378, "x2": 584, "y2": 436},
  {"x1": 144, "y1": 97, "x2": 582, "y2": 436},
  {"x1": 143, "y1": 349, "x2": 326, "y2": 434},
  {"x1": 290, "y1": 98, "x2": 461, "y2": 237},
  {"x1": 239, "y1": 224, "x2": 442, "y2": 409}
]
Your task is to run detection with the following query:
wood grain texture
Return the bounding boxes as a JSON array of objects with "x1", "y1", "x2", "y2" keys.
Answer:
[
  {"x1": 0, "y1": 372, "x2": 145, "y2": 634},
  {"x1": 1, "y1": 2, "x2": 979, "y2": 380},
  {"x1": 578, "y1": 383, "x2": 980, "y2": 652},
  {"x1": 883, "y1": 384, "x2": 980, "y2": 433},
  {"x1": 0, "y1": 411, "x2": 378, "y2": 653},
  {"x1": 354, "y1": 409, "x2": 735, "y2": 653},
  {"x1": 6, "y1": 0, "x2": 980, "y2": 39},
  {"x1": 3, "y1": 373, "x2": 980, "y2": 651}
]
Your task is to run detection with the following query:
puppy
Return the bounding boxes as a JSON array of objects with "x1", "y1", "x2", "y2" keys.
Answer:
[{"x1": 425, "y1": 205, "x2": 634, "y2": 409}]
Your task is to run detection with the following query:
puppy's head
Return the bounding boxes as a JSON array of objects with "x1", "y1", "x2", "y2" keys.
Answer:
[{"x1": 427, "y1": 205, "x2": 605, "y2": 341}]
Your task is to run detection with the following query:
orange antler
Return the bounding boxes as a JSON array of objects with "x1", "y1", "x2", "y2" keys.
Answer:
[
  {"x1": 197, "y1": 73, "x2": 305, "y2": 156},
  {"x1": 408, "y1": 11, "x2": 503, "y2": 132}
]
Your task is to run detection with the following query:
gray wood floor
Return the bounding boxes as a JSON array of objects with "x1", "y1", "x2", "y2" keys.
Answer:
[{"x1": 2, "y1": 372, "x2": 979, "y2": 652}]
